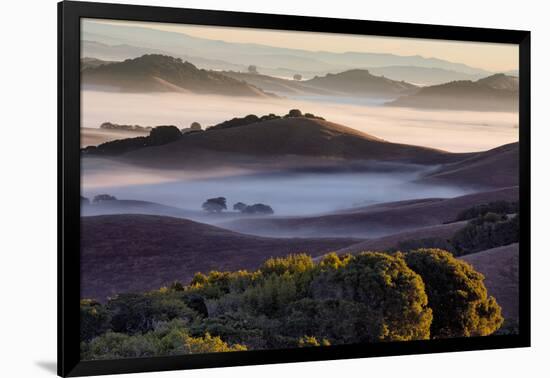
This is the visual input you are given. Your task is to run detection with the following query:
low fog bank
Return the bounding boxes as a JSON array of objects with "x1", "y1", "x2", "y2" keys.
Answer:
[
  {"x1": 82, "y1": 90, "x2": 518, "y2": 152},
  {"x1": 82, "y1": 161, "x2": 475, "y2": 218}
]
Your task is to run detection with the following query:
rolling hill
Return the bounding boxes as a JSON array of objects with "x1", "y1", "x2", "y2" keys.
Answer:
[
  {"x1": 81, "y1": 214, "x2": 360, "y2": 300},
  {"x1": 386, "y1": 74, "x2": 519, "y2": 112},
  {"x1": 220, "y1": 187, "x2": 519, "y2": 238},
  {"x1": 421, "y1": 142, "x2": 518, "y2": 188},
  {"x1": 84, "y1": 115, "x2": 465, "y2": 168},
  {"x1": 220, "y1": 71, "x2": 335, "y2": 95},
  {"x1": 81, "y1": 199, "x2": 199, "y2": 218},
  {"x1": 81, "y1": 54, "x2": 272, "y2": 96},
  {"x1": 303, "y1": 69, "x2": 418, "y2": 97}
]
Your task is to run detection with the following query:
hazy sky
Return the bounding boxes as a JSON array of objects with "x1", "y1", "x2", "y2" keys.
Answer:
[{"x1": 90, "y1": 19, "x2": 518, "y2": 72}]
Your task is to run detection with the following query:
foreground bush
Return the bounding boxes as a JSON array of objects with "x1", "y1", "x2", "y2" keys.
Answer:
[
  {"x1": 404, "y1": 249, "x2": 503, "y2": 338},
  {"x1": 81, "y1": 319, "x2": 246, "y2": 360},
  {"x1": 81, "y1": 250, "x2": 502, "y2": 359}
]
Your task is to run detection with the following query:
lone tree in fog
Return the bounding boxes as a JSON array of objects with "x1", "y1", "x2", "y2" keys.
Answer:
[
  {"x1": 248, "y1": 65, "x2": 258, "y2": 74},
  {"x1": 202, "y1": 197, "x2": 227, "y2": 213},
  {"x1": 233, "y1": 202, "x2": 248, "y2": 212},
  {"x1": 293, "y1": 74, "x2": 302, "y2": 81},
  {"x1": 190, "y1": 122, "x2": 202, "y2": 130},
  {"x1": 93, "y1": 194, "x2": 117, "y2": 203}
]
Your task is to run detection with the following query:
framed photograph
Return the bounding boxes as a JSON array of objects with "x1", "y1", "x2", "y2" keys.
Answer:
[{"x1": 58, "y1": 1, "x2": 530, "y2": 376}]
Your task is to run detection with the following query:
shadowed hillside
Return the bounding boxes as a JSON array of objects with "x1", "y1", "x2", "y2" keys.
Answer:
[
  {"x1": 81, "y1": 54, "x2": 272, "y2": 97},
  {"x1": 83, "y1": 113, "x2": 467, "y2": 167},
  {"x1": 81, "y1": 214, "x2": 361, "y2": 300}
]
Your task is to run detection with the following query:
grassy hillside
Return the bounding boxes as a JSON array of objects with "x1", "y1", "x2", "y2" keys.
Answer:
[
  {"x1": 422, "y1": 142, "x2": 518, "y2": 188},
  {"x1": 81, "y1": 214, "x2": 361, "y2": 300},
  {"x1": 221, "y1": 187, "x2": 519, "y2": 238}
]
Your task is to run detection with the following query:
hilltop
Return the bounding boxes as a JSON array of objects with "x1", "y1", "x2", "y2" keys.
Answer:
[
  {"x1": 81, "y1": 54, "x2": 272, "y2": 97},
  {"x1": 304, "y1": 69, "x2": 418, "y2": 97}
]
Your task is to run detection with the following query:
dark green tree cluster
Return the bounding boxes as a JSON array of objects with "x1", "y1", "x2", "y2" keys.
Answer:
[
  {"x1": 81, "y1": 250, "x2": 502, "y2": 360},
  {"x1": 389, "y1": 202, "x2": 519, "y2": 256},
  {"x1": 451, "y1": 213, "x2": 519, "y2": 255},
  {"x1": 454, "y1": 201, "x2": 518, "y2": 222}
]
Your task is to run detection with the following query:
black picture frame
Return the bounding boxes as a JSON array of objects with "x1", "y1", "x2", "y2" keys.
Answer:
[{"x1": 58, "y1": 1, "x2": 531, "y2": 376}]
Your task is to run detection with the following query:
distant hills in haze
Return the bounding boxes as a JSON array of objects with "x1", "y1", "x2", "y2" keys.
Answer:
[
  {"x1": 222, "y1": 69, "x2": 419, "y2": 97},
  {"x1": 81, "y1": 54, "x2": 518, "y2": 112},
  {"x1": 82, "y1": 20, "x2": 504, "y2": 85},
  {"x1": 387, "y1": 74, "x2": 519, "y2": 112},
  {"x1": 303, "y1": 69, "x2": 418, "y2": 97},
  {"x1": 81, "y1": 54, "x2": 272, "y2": 96}
]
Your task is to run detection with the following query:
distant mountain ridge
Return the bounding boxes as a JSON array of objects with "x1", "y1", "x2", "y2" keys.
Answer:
[
  {"x1": 387, "y1": 74, "x2": 519, "y2": 111},
  {"x1": 82, "y1": 20, "x2": 496, "y2": 80},
  {"x1": 367, "y1": 66, "x2": 486, "y2": 85},
  {"x1": 81, "y1": 54, "x2": 272, "y2": 97}
]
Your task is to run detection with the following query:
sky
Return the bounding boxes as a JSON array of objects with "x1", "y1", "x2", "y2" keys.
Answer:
[{"x1": 89, "y1": 19, "x2": 518, "y2": 72}]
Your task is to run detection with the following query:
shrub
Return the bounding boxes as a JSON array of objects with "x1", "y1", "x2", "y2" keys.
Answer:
[
  {"x1": 451, "y1": 214, "x2": 519, "y2": 255},
  {"x1": 260, "y1": 254, "x2": 314, "y2": 276},
  {"x1": 297, "y1": 335, "x2": 330, "y2": 347},
  {"x1": 287, "y1": 109, "x2": 303, "y2": 117},
  {"x1": 454, "y1": 201, "x2": 518, "y2": 221},
  {"x1": 80, "y1": 299, "x2": 111, "y2": 342},
  {"x1": 93, "y1": 194, "x2": 117, "y2": 203},
  {"x1": 148, "y1": 126, "x2": 181, "y2": 146},
  {"x1": 404, "y1": 249, "x2": 503, "y2": 338},
  {"x1": 309, "y1": 252, "x2": 433, "y2": 341},
  {"x1": 82, "y1": 319, "x2": 245, "y2": 360},
  {"x1": 107, "y1": 293, "x2": 198, "y2": 335},
  {"x1": 81, "y1": 250, "x2": 503, "y2": 357},
  {"x1": 208, "y1": 115, "x2": 260, "y2": 131},
  {"x1": 242, "y1": 273, "x2": 298, "y2": 316}
]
